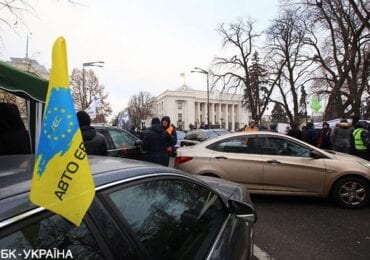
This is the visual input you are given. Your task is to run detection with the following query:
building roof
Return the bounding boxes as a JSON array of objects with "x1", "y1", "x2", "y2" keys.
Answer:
[
  {"x1": 175, "y1": 84, "x2": 195, "y2": 92},
  {"x1": 9, "y1": 57, "x2": 49, "y2": 77}
]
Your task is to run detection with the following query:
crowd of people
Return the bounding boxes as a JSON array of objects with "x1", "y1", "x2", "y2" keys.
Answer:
[
  {"x1": 2, "y1": 100, "x2": 369, "y2": 163},
  {"x1": 0, "y1": 100, "x2": 178, "y2": 166},
  {"x1": 76, "y1": 113, "x2": 178, "y2": 166}
]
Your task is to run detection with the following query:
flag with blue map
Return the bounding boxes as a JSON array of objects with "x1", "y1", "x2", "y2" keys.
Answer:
[{"x1": 30, "y1": 37, "x2": 95, "y2": 226}]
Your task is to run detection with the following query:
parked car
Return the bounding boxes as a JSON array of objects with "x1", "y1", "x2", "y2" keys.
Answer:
[
  {"x1": 181, "y1": 129, "x2": 229, "y2": 147},
  {"x1": 173, "y1": 130, "x2": 186, "y2": 155},
  {"x1": 95, "y1": 126, "x2": 143, "y2": 160},
  {"x1": 175, "y1": 131, "x2": 370, "y2": 209},
  {"x1": 0, "y1": 155, "x2": 256, "y2": 259}
]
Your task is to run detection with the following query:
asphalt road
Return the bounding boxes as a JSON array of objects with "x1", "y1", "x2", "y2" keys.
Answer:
[{"x1": 251, "y1": 195, "x2": 370, "y2": 260}]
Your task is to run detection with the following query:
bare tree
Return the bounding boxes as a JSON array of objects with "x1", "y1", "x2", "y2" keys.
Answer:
[
  {"x1": 212, "y1": 19, "x2": 273, "y2": 122},
  {"x1": 127, "y1": 91, "x2": 155, "y2": 129},
  {"x1": 296, "y1": 0, "x2": 370, "y2": 118},
  {"x1": 266, "y1": 9, "x2": 315, "y2": 124},
  {"x1": 348, "y1": 0, "x2": 370, "y2": 30},
  {"x1": 70, "y1": 68, "x2": 112, "y2": 122},
  {"x1": 0, "y1": 1, "x2": 33, "y2": 36},
  {"x1": 0, "y1": 0, "x2": 79, "y2": 42}
]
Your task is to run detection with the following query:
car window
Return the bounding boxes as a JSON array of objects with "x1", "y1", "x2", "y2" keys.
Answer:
[
  {"x1": 207, "y1": 131, "x2": 219, "y2": 139},
  {"x1": 213, "y1": 130, "x2": 229, "y2": 136},
  {"x1": 185, "y1": 130, "x2": 205, "y2": 141},
  {"x1": 260, "y1": 137, "x2": 311, "y2": 157},
  {"x1": 177, "y1": 131, "x2": 186, "y2": 139},
  {"x1": 96, "y1": 129, "x2": 114, "y2": 150},
  {"x1": 211, "y1": 136, "x2": 259, "y2": 154},
  {"x1": 0, "y1": 214, "x2": 104, "y2": 259},
  {"x1": 108, "y1": 179, "x2": 227, "y2": 259},
  {"x1": 108, "y1": 129, "x2": 136, "y2": 149}
]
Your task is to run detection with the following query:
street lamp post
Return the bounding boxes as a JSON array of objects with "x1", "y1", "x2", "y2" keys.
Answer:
[
  {"x1": 82, "y1": 61, "x2": 104, "y2": 110},
  {"x1": 191, "y1": 67, "x2": 210, "y2": 129}
]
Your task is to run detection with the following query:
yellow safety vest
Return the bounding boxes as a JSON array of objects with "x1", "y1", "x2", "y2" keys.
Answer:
[
  {"x1": 166, "y1": 126, "x2": 174, "y2": 135},
  {"x1": 353, "y1": 128, "x2": 366, "y2": 151}
]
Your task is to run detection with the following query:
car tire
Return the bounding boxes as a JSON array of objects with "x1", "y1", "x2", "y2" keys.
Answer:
[{"x1": 332, "y1": 176, "x2": 370, "y2": 209}]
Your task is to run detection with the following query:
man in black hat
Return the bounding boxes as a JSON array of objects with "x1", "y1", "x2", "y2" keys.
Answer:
[
  {"x1": 76, "y1": 111, "x2": 107, "y2": 156},
  {"x1": 142, "y1": 117, "x2": 172, "y2": 166}
]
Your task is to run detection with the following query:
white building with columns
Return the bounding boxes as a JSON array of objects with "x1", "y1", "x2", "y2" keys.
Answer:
[{"x1": 155, "y1": 85, "x2": 250, "y2": 131}]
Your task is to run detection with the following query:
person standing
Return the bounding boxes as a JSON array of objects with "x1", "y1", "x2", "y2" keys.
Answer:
[
  {"x1": 287, "y1": 122, "x2": 302, "y2": 140},
  {"x1": 142, "y1": 117, "x2": 172, "y2": 166},
  {"x1": 330, "y1": 118, "x2": 352, "y2": 153},
  {"x1": 244, "y1": 120, "x2": 259, "y2": 132},
  {"x1": 317, "y1": 122, "x2": 332, "y2": 149},
  {"x1": 350, "y1": 121, "x2": 369, "y2": 160},
  {"x1": 161, "y1": 116, "x2": 177, "y2": 157},
  {"x1": 76, "y1": 111, "x2": 107, "y2": 156},
  {"x1": 0, "y1": 102, "x2": 31, "y2": 155},
  {"x1": 302, "y1": 122, "x2": 318, "y2": 146}
]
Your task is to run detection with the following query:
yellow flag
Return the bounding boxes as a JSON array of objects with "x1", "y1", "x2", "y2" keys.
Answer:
[{"x1": 30, "y1": 37, "x2": 95, "y2": 226}]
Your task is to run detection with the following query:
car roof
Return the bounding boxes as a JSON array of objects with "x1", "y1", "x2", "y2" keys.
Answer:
[
  {"x1": 194, "y1": 131, "x2": 335, "y2": 157},
  {"x1": 94, "y1": 125, "x2": 140, "y2": 139},
  {"x1": 0, "y1": 155, "x2": 186, "y2": 223}
]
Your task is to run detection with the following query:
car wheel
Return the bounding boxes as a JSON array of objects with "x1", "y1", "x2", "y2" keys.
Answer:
[{"x1": 332, "y1": 176, "x2": 370, "y2": 209}]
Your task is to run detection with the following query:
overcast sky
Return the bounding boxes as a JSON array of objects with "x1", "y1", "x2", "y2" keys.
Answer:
[{"x1": 1, "y1": 0, "x2": 279, "y2": 116}]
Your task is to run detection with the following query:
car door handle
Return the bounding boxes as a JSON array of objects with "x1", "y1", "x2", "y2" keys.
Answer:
[
  {"x1": 266, "y1": 160, "x2": 281, "y2": 164},
  {"x1": 215, "y1": 156, "x2": 228, "y2": 159}
]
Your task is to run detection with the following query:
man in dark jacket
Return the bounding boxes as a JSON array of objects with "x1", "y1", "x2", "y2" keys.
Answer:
[
  {"x1": 287, "y1": 122, "x2": 302, "y2": 140},
  {"x1": 76, "y1": 111, "x2": 107, "y2": 156},
  {"x1": 302, "y1": 122, "x2": 318, "y2": 146},
  {"x1": 0, "y1": 102, "x2": 31, "y2": 155},
  {"x1": 161, "y1": 116, "x2": 177, "y2": 157},
  {"x1": 142, "y1": 117, "x2": 172, "y2": 166},
  {"x1": 331, "y1": 118, "x2": 352, "y2": 153},
  {"x1": 317, "y1": 122, "x2": 332, "y2": 149}
]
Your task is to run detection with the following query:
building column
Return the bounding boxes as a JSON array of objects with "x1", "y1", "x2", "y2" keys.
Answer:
[
  {"x1": 225, "y1": 104, "x2": 229, "y2": 131},
  {"x1": 211, "y1": 103, "x2": 215, "y2": 125},
  {"x1": 197, "y1": 102, "x2": 201, "y2": 127},
  {"x1": 231, "y1": 104, "x2": 235, "y2": 132},
  {"x1": 218, "y1": 103, "x2": 222, "y2": 128}
]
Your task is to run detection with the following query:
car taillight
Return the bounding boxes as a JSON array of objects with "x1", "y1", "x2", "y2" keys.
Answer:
[{"x1": 175, "y1": 156, "x2": 193, "y2": 166}]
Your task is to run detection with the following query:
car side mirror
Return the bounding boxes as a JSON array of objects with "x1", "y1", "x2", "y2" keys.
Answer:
[
  {"x1": 135, "y1": 140, "x2": 142, "y2": 146},
  {"x1": 228, "y1": 200, "x2": 256, "y2": 223},
  {"x1": 310, "y1": 149, "x2": 322, "y2": 159}
]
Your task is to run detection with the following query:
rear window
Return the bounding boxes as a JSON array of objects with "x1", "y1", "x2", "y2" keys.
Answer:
[{"x1": 206, "y1": 131, "x2": 219, "y2": 139}]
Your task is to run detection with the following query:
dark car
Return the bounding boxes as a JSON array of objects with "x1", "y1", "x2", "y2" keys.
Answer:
[
  {"x1": 95, "y1": 125, "x2": 143, "y2": 160},
  {"x1": 0, "y1": 155, "x2": 256, "y2": 259},
  {"x1": 181, "y1": 129, "x2": 229, "y2": 147}
]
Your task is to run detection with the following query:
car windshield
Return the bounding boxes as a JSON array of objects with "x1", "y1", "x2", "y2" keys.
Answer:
[{"x1": 207, "y1": 131, "x2": 219, "y2": 139}]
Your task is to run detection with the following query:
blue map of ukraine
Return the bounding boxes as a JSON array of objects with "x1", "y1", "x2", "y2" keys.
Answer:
[{"x1": 36, "y1": 87, "x2": 79, "y2": 176}]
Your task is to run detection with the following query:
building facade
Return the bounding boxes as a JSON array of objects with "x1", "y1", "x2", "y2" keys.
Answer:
[{"x1": 156, "y1": 85, "x2": 250, "y2": 131}]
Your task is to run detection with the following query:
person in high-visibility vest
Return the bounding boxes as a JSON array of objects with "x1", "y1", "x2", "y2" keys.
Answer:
[
  {"x1": 244, "y1": 120, "x2": 259, "y2": 132},
  {"x1": 350, "y1": 121, "x2": 369, "y2": 161},
  {"x1": 161, "y1": 116, "x2": 177, "y2": 164}
]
